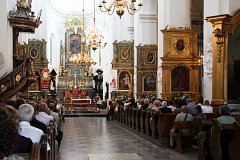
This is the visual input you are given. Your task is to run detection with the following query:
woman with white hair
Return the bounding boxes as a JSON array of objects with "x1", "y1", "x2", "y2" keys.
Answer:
[{"x1": 152, "y1": 100, "x2": 161, "y2": 112}]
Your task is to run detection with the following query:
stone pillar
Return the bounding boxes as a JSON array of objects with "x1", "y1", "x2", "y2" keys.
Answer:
[
  {"x1": 134, "y1": 0, "x2": 158, "y2": 98},
  {"x1": 158, "y1": 0, "x2": 191, "y2": 98}
]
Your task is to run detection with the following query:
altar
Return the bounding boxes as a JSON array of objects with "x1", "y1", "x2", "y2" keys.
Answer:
[{"x1": 57, "y1": 17, "x2": 96, "y2": 107}]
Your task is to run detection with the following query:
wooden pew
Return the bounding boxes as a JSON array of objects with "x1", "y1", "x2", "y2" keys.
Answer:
[
  {"x1": 233, "y1": 114, "x2": 240, "y2": 122},
  {"x1": 157, "y1": 113, "x2": 176, "y2": 144},
  {"x1": 209, "y1": 119, "x2": 235, "y2": 160},
  {"x1": 47, "y1": 121, "x2": 56, "y2": 160},
  {"x1": 131, "y1": 109, "x2": 136, "y2": 129},
  {"x1": 140, "y1": 110, "x2": 146, "y2": 134},
  {"x1": 128, "y1": 108, "x2": 132, "y2": 127},
  {"x1": 228, "y1": 122, "x2": 240, "y2": 160},
  {"x1": 135, "y1": 109, "x2": 141, "y2": 132},
  {"x1": 145, "y1": 110, "x2": 152, "y2": 136},
  {"x1": 205, "y1": 113, "x2": 219, "y2": 120},
  {"x1": 173, "y1": 121, "x2": 203, "y2": 153},
  {"x1": 151, "y1": 110, "x2": 159, "y2": 139},
  {"x1": 17, "y1": 134, "x2": 48, "y2": 160},
  {"x1": 123, "y1": 108, "x2": 128, "y2": 125},
  {"x1": 40, "y1": 134, "x2": 48, "y2": 160}
]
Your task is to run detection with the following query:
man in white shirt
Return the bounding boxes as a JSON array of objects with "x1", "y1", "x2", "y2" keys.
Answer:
[
  {"x1": 35, "y1": 102, "x2": 54, "y2": 126},
  {"x1": 18, "y1": 104, "x2": 50, "y2": 151},
  {"x1": 201, "y1": 100, "x2": 213, "y2": 113}
]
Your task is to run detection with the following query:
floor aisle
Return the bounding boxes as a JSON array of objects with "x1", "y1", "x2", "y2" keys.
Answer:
[{"x1": 59, "y1": 117, "x2": 197, "y2": 160}]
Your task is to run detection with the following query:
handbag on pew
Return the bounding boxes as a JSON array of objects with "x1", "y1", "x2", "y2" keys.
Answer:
[{"x1": 174, "y1": 113, "x2": 188, "y2": 134}]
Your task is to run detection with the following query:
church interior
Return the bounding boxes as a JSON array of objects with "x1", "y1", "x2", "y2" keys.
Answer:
[{"x1": 1, "y1": 0, "x2": 240, "y2": 160}]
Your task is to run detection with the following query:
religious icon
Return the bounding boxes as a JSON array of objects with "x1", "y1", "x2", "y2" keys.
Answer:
[
  {"x1": 144, "y1": 75, "x2": 156, "y2": 91},
  {"x1": 70, "y1": 34, "x2": 81, "y2": 53},
  {"x1": 120, "y1": 49, "x2": 129, "y2": 60},
  {"x1": 171, "y1": 66, "x2": 189, "y2": 91},
  {"x1": 175, "y1": 39, "x2": 185, "y2": 52},
  {"x1": 146, "y1": 52, "x2": 154, "y2": 63},
  {"x1": 119, "y1": 71, "x2": 131, "y2": 90},
  {"x1": 30, "y1": 48, "x2": 38, "y2": 58}
]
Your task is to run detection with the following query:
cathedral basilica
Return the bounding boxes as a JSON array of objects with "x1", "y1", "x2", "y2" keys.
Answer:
[{"x1": 0, "y1": 0, "x2": 240, "y2": 160}]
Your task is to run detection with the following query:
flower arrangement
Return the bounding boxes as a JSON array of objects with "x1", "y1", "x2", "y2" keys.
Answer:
[
  {"x1": 116, "y1": 92, "x2": 129, "y2": 101},
  {"x1": 145, "y1": 93, "x2": 156, "y2": 99}
]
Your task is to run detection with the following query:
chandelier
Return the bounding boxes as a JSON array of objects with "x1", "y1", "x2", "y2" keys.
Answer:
[
  {"x1": 98, "y1": 0, "x2": 143, "y2": 18},
  {"x1": 88, "y1": 0, "x2": 107, "y2": 51}
]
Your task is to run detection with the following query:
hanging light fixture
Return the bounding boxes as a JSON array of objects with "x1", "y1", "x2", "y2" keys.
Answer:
[
  {"x1": 88, "y1": 0, "x2": 107, "y2": 52},
  {"x1": 98, "y1": 0, "x2": 143, "y2": 18}
]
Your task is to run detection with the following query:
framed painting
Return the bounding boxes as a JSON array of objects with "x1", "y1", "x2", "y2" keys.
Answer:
[
  {"x1": 70, "y1": 34, "x2": 81, "y2": 54},
  {"x1": 171, "y1": 66, "x2": 189, "y2": 91},
  {"x1": 119, "y1": 71, "x2": 131, "y2": 91},
  {"x1": 144, "y1": 51, "x2": 157, "y2": 65},
  {"x1": 143, "y1": 75, "x2": 156, "y2": 92}
]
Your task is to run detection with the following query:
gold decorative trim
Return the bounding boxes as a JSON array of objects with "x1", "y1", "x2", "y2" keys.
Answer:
[
  {"x1": 120, "y1": 49, "x2": 129, "y2": 61},
  {"x1": 175, "y1": 39, "x2": 187, "y2": 53},
  {"x1": 15, "y1": 74, "x2": 21, "y2": 82},
  {"x1": 1, "y1": 85, "x2": 7, "y2": 92}
]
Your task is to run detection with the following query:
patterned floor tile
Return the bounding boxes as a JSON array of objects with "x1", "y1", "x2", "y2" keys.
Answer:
[{"x1": 59, "y1": 117, "x2": 197, "y2": 160}]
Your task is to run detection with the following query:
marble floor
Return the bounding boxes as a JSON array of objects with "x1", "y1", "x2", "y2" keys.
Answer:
[{"x1": 59, "y1": 117, "x2": 198, "y2": 160}]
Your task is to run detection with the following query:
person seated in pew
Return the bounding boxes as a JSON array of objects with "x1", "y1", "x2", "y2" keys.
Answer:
[
  {"x1": 28, "y1": 101, "x2": 47, "y2": 134},
  {"x1": 137, "y1": 99, "x2": 144, "y2": 110},
  {"x1": 18, "y1": 104, "x2": 50, "y2": 151},
  {"x1": 217, "y1": 105, "x2": 236, "y2": 124},
  {"x1": 201, "y1": 100, "x2": 213, "y2": 113},
  {"x1": 193, "y1": 105, "x2": 207, "y2": 121},
  {"x1": 141, "y1": 98, "x2": 150, "y2": 110},
  {"x1": 35, "y1": 102, "x2": 54, "y2": 126},
  {"x1": 186, "y1": 99, "x2": 196, "y2": 115},
  {"x1": 167, "y1": 100, "x2": 176, "y2": 112},
  {"x1": 169, "y1": 105, "x2": 193, "y2": 148},
  {"x1": 0, "y1": 106, "x2": 24, "y2": 160},
  {"x1": 48, "y1": 103, "x2": 63, "y2": 151},
  {"x1": 3, "y1": 104, "x2": 32, "y2": 154},
  {"x1": 152, "y1": 100, "x2": 161, "y2": 112},
  {"x1": 160, "y1": 101, "x2": 172, "y2": 113}
]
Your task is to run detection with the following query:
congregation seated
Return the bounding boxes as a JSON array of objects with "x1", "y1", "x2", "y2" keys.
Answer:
[
  {"x1": 48, "y1": 102, "x2": 63, "y2": 150},
  {"x1": 169, "y1": 105, "x2": 193, "y2": 148},
  {"x1": 141, "y1": 98, "x2": 150, "y2": 110},
  {"x1": 18, "y1": 104, "x2": 50, "y2": 151},
  {"x1": 160, "y1": 101, "x2": 172, "y2": 113},
  {"x1": 3, "y1": 105, "x2": 32, "y2": 154},
  {"x1": 152, "y1": 100, "x2": 161, "y2": 112},
  {"x1": 129, "y1": 98, "x2": 137, "y2": 108},
  {"x1": 0, "y1": 106, "x2": 24, "y2": 160},
  {"x1": 35, "y1": 102, "x2": 54, "y2": 126},
  {"x1": 28, "y1": 101, "x2": 47, "y2": 134},
  {"x1": 186, "y1": 99, "x2": 196, "y2": 114},
  {"x1": 193, "y1": 105, "x2": 207, "y2": 121},
  {"x1": 217, "y1": 105, "x2": 236, "y2": 124},
  {"x1": 201, "y1": 100, "x2": 213, "y2": 113},
  {"x1": 167, "y1": 100, "x2": 176, "y2": 112},
  {"x1": 137, "y1": 99, "x2": 144, "y2": 110}
]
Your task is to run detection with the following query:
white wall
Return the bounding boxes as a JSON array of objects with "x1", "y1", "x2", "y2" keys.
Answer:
[{"x1": 0, "y1": 0, "x2": 15, "y2": 78}]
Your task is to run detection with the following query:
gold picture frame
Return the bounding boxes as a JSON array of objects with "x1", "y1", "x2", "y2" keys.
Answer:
[
  {"x1": 120, "y1": 49, "x2": 129, "y2": 61},
  {"x1": 118, "y1": 70, "x2": 132, "y2": 91},
  {"x1": 142, "y1": 74, "x2": 157, "y2": 92}
]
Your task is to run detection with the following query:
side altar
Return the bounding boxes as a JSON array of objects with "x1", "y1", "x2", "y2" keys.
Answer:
[{"x1": 57, "y1": 17, "x2": 96, "y2": 113}]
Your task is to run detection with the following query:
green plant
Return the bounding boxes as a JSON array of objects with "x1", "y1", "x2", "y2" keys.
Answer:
[{"x1": 194, "y1": 131, "x2": 208, "y2": 144}]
